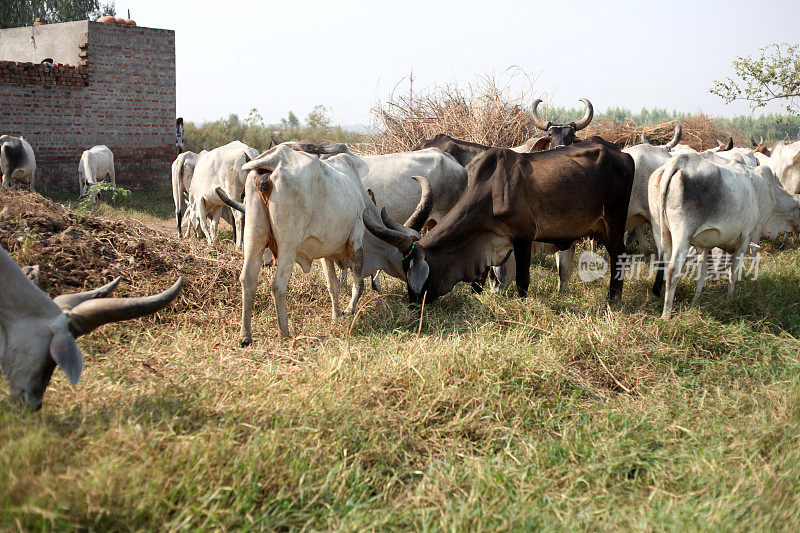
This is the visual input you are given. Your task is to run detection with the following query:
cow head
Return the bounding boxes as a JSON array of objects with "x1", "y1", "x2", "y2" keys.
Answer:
[
  {"x1": 751, "y1": 136, "x2": 771, "y2": 157},
  {"x1": 2, "y1": 265, "x2": 182, "y2": 411},
  {"x1": 361, "y1": 177, "x2": 435, "y2": 304},
  {"x1": 530, "y1": 98, "x2": 593, "y2": 150},
  {"x1": 716, "y1": 137, "x2": 734, "y2": 152}
]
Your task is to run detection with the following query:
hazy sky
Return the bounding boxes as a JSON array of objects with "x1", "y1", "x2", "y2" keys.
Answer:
[{"x1": 118, "y1": 0, "x2": 799, "y2": 126}]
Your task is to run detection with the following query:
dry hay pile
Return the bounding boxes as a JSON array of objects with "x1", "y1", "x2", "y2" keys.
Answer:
[
  {"x1": 363, "y1": 76, "x2": 745, "y2": 154},
  {"x1": 0, "y1": 190, "x2": 240, "y2": 315},
  {"x1": 363, "y1": 74, "x2": 542, "y2": 155},
  {"x1": 584, "y1": 114, "x2": 746, "y2": 151}
]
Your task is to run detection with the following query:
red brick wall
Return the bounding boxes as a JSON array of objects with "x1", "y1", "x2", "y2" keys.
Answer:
[{"x1": 0, "y1": 22, "x2": 175, "y2": 192}]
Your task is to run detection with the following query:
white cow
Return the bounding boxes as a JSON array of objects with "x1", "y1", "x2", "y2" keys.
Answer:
[
  {"x1": 78, "y1": 145, "x2": 115, "y2": 197},
  {"x1": 1, "y1": 135, "x2": 36, "y2": 190},
  {"x1": 0, "y1": 244, "x2": 182, "y2": 410},
  {"x1": 649, "y1": 152, "x2": 800, "y2": 318},
  {"x1": 358, "y1": 148, "x2": 467, "y2": 228},
  {"x1": 172, "y1": 151, "x2": 201, "y2": 236},
  {"x1": 236, "y1": 145, "x2": 367, "y2": 345},
  {"x1": 186, "y1": 141, "x2": 258, "y2": 249}
]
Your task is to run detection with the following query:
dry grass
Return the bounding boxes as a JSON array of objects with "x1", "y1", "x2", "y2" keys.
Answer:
[{"x1": 1, "y1": 190, "x2": 800, "y2": 529}]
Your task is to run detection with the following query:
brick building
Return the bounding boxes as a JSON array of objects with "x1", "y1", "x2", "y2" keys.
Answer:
[{"x1": 0, "y1": 20, "x2": 175, "y2": 191}]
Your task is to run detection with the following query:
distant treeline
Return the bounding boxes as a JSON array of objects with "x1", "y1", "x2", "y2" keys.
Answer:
[
  {"x1": 183, "y1": 105, "x2": 799, "y2": 154},
  {"x1": 551, "y1": 106, "x2": 800, "y2": 143},
  {"x1": 183, "y1": 106, "x2": 366, "y2": 154}
]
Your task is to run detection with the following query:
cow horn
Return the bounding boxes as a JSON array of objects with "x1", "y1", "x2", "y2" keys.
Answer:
[
  {"x1": 362, "y1": 209, "x2": 414, "y2": 253},
  {"x1": 573, "y1": 98, "x2": 594, "y2": 131},
  {"x1": 751, "y1": 135, "x2": 757, "y2": 147},
  {"x1": 665, "y1": 124, "x2": 682, "y2": 149},
  {"x1": 722, "y1": 137, "x2": 733, "y2": 151},
  {"x1": 530, "y1": 99, "x2": 552, "y2": 131},
  {"x1": 760, "y1": 136, "x2": 764, "y2": 146},
  {"x1": 366, "y1": 188, "x2": 377, "y2": 205},
  {"x1": 66, "y1": 278, "x2": 183, "y2": 338},
  {"x1": 403, "y1": 176, "x2": 433, "y2": 231},
  {"x1": 53, "y1": 277, "x2": 121, "y2": 311},
  {"x1": 216, "y1": 187, "x2": 245, "y2": 213},
  {"x1": 639, "y1": 132, "x2": 649, "y2": 145}
]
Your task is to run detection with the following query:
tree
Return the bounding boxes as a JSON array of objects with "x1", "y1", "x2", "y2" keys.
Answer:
[
  {"x1": 711, "y1": 43, "x2": 800, "y2": 118},
  {"x1": 306, "y1": 105, "x2": 331, "y2": 131},
  {"x1": 281, "y1": 111, "x2": 300, "y2": 129},
  {"x1": 245, "y1": 107, "x2": 264, "y2": 128},
  {"x1": 0, "y1": 0, "x2": 115, "y2": 28}
]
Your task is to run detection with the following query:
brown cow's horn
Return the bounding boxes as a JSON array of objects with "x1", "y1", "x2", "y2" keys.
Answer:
[
  {"x1": 53, "y1": 277, "x2": 121, "y2": 311},
  {"x1": 530, "y1": 99, "x2": 552, "y2": 131},
  {"x1": 751, "y1": 135, "x2": 757, "y2": 147},
  {"x1": 721, "y1": 137, "x2": 733, "y2": 151},
  {"x1": 760, "y1": 136, "x2": 764, "y2": 146},
  {"x1": 362, "y1": 210, "x2": 414, "y2": 253},
  {"x1": 381, "y1": 207, "x2": 411, "y2": 234},
  {"x1": 66, "y1": 278, "x2": 183, "y2": 338},
  {"x1": 403, "y1": 176, "x2": 433, "y2": 231},
  {"x1": 665, "y1": 124, "x2": 682, "y2": 149},
  {"x1": 573, "y1": 98, "x2": 594, "y2": 130}
]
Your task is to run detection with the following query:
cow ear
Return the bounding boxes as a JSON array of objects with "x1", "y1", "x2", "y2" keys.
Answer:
[
  {"x1": 407, "y1": 258, "x2": 429, "y2": 295},
  {"x1": 48, "y1": 320, "x2": 83, "y2": 385},
  {"x1": 532, "y1": 137, "x2": 550, "y2": 151}
]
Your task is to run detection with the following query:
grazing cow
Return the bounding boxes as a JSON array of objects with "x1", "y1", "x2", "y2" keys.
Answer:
[
  {"x1": 529, "y1": 98, "x2": 594, "y2": 150},
  {"x1": 0, "y1": 244, "x2": 182, "y2": 410},
  {"x1": 1, "y1": 135, "x2": 36, "y2": 190},
  {"x1": 78, "y1": 145, "x2": 115, "y2": 197},
  {"x1": 649, "y1": 152, "x2": 800, "y2": 318},
  {"x1": 363, "y1": 137, "x2": 635, "y2": 304},
  {"x1": 233, "y1": 145, "x2": 431, "y2": 346},
  {"x1": 186, "y1": 141, "x2": 258, "y2": 249}
]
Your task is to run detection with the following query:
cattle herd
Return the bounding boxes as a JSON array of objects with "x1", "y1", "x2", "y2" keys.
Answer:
[{"x1": 1, "y1": 98, "x2": 800, "y2": 410}]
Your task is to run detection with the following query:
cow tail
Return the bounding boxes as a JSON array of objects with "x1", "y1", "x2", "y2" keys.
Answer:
[
  {"x1": 658, "y1": 155, "x2": 687, "y2": 253},
  {"x1": 172, "y1": 160, "x2": 184, "y2": 234}
]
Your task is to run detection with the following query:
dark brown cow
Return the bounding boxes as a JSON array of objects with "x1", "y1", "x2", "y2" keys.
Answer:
[
  {"x1": 363, "y1": 137, "x2": 635, "y2": 304},
  {"x1": 411, "y1": 134, "x2": 498, "y2": 167}
]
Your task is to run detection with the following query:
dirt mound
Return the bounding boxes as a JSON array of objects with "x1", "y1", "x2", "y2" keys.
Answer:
[{"x1": 0, "y1": 190, "x2": 240, "y2": 311}]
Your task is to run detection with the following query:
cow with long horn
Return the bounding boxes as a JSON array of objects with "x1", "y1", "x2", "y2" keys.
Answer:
[
  {"x1": 0, "y1": 245, "x2": 182, "y2": 411},
  {"x1": 530, "y1": 98, "x2": 594, "y2": 150},
  {"x1": 232, "y1": 145, "x2": 433, "y2": 346}
]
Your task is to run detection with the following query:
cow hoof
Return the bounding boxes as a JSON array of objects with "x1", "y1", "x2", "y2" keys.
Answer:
[{"x1": 239, "y1": 337, "x2": 251, "y2": 348}]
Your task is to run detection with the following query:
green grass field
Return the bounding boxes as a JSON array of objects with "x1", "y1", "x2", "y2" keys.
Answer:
[{"x1": 2, "y1": 189, "x2": 800, "y2": 530}]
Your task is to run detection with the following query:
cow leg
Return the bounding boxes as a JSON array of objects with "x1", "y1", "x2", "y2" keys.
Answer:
[
  {"x1": 344, "y1": 248, "x2": 365, "y2": 314},
  {"x1": 513, "y1": 238, "x2": 532, "y2": 298},
  {"x1": 321, "y1": 258, "x2": 342, "y2": 319},
  {"x1": 371, "y1": 272, "x2": 382, "y2": 293},
  {"x1": 471, "y1": 268, "x2": 489, "y2": 294},
  {"x1": 727, "y1": 244, "x2": 749, "y2": 297},
  {"x1": 652, "y1": 227, "x2": 670, "y2": 298},
  {"x1": 233, "y1": 209, "x2": 245, "y2": 251},
  {"x1": 555, "y1": 245, "x2": 574, "y2": 294},
  {"x1": 339, "y1": 266, "x2": 348, "y2": 287},
  {"x1": 271, "y1": 250, "x2": 297, "y2": 338},
  {"x1": 210, "y1": 208, "x2": 223, "y2": 243},
  {"x1": 1, "y1": 174, "x2": 8, "y2": 188},
  {"x1": 693, "y1": 249, "x2": 710, "y2": 302},
  {"x1": 662, "y1": 243, "x2": 689, "y2": 319},
  {"x1": 239, "y1": 234, "x2": 267, "y2": 347},
  {"x1": 196, "y1": 200, "x2": 214, "y2": 244}
]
